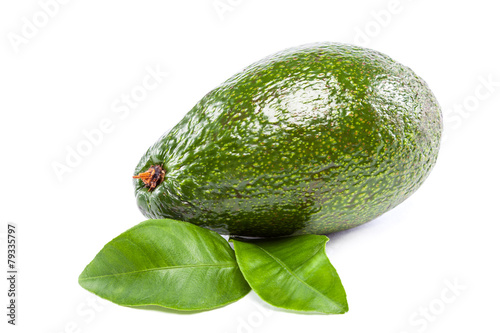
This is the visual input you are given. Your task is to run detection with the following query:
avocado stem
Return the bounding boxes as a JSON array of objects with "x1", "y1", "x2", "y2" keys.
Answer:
[{"x1": 133, "y1": 165, "x2": 165, "y2": 191}]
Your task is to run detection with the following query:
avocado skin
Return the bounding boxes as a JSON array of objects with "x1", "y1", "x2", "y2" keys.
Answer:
[{"x1": 134, "y1": 42, "x2": 442, "y2": 237}]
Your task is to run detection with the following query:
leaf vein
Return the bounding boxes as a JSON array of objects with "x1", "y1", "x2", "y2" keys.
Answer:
[
  {"x1": 80, "y1": 262, "x2": 236, "y2": 281},
  {"x1": 254, "y1": 246, "x2": 334, "y2": 305}
]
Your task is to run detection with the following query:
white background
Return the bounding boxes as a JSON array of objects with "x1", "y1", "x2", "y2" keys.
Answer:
[{"x1": 1, "y1": 0, "x2": 499, "y2": 332}]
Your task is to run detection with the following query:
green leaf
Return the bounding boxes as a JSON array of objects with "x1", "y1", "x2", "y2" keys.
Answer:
[
  {"x1": 79, "y1": 219, "x2": 250, "y2": 311},
  {"x1": 232, "y1": 235, "x2": 348, "y2": 314}
]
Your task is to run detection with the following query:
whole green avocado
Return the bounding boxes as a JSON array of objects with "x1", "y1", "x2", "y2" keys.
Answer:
[{"x1": 133, "y1": 42, "x2": 442, "y2": 237}]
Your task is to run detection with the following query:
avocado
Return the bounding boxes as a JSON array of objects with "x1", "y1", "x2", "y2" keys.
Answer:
[{"x1": 133, "y1": 42, "x2": 442, "y2": 237}]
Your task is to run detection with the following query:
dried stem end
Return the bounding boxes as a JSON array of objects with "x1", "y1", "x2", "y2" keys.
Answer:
[{"x1": 133, "y1": 165, "x2": 165, "y2": 191}]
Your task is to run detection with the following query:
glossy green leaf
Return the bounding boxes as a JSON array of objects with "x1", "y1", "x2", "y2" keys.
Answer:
[
  {"x1": 232, "y1": 235, "x2": 348, "y2": 314},
  {"x1": 79, "y1": 219, "x2": 250, "y2": 311}
]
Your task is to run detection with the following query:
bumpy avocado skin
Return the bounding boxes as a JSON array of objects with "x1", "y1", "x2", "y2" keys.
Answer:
[{"x1": 134, "y1": 43, "x2": 442, "y2": 237}]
